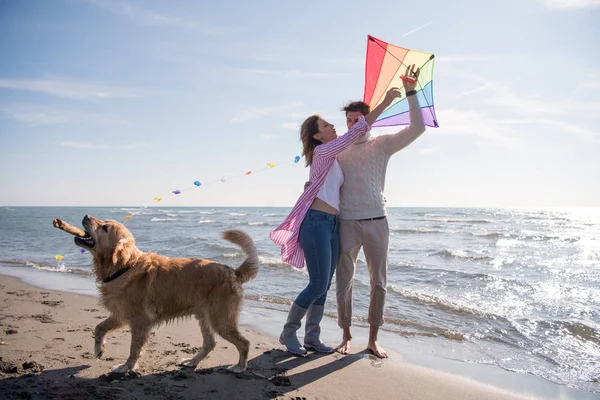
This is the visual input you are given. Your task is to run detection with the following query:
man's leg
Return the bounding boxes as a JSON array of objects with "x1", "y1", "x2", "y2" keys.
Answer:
[
  {"x1": 335, "y1": 219, "x2": 362, "y2": 354},
  {"x1": 362, "y1": 217, "x2": 390, "y2": 358}
]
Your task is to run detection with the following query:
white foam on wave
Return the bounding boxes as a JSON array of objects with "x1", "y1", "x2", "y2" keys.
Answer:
[
  {"x1": 26, "y1": 261, "x2": 68, "y2": 273},
  {"x1": 198, "y1": 219, "x2": 216, "y2": 224},
  {"x1": 229, "y1": 213, "x2": 247, "y2": 217},
  {"x1": 496, "y1": 238, "x2": 523, "y2": 248},
  {"x1": 248, "y1": 222, "x2": 267, "y2": 226},
  {"x1": 151, "y1": 218, "x2": 179, "y2": 222},
  {"x1": 222, "y1": 252, "x2": 243, "y2": 258}
]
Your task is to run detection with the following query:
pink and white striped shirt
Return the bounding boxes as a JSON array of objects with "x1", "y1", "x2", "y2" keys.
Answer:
[{"x1": 270, "y1": 117, "x2": 370, "y2": 268}]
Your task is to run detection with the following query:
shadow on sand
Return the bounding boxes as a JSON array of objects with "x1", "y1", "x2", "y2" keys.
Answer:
[{"x1": 0, "y1": 349, "x2": 373, "y2": 399}]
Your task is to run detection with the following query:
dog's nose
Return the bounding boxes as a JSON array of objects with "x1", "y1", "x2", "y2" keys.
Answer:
[{"x1": 82, "y1": 215, "x2": 90, "y2": 224}]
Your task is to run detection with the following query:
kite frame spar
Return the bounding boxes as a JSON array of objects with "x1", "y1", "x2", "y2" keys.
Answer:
[{"x1": 364, "y1": 35, "x2": 439, "y2": 128}]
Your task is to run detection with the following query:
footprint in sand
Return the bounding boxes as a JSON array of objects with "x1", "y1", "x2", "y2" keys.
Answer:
[{"x1": 362, "y1": 353, "x2": 383, "y2": 368}]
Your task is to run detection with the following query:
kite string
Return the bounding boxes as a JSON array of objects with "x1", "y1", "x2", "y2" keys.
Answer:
[{"x1": 368, "y1": 38, "x2": 437, "y2": 126}]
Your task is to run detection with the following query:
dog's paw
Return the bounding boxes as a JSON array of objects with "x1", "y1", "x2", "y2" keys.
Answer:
[
  {"x1": 227, "y1": 364, "x2": 246, "y2": 374},
  {"x1": 94, "y1": 343, "x2": 104, "y2": 358},
  {"x1": 111, "y1": 363, "x2": 131, "y2": 374},
  {"x1": 178, "y1": 358, "x2": 198, "y2": 368}
]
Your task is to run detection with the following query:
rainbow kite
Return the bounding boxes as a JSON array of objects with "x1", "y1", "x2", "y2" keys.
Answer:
[{"x1": 364, "y1": 35, "x2": 438, "y2": 128}]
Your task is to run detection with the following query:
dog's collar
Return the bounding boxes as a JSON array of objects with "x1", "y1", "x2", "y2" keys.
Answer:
[{"x1": 102, "y1": 266, "x2": 131, "y2": 283}]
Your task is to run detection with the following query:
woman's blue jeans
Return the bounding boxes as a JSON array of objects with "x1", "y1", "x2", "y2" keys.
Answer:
[{"x1": 295, "y1": 209, "x2": 340, "y2": 309}]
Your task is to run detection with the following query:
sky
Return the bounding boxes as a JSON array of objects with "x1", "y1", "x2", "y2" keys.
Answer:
[{"x1": 0, "y1": 0, "x2": 599, "y2": 207}]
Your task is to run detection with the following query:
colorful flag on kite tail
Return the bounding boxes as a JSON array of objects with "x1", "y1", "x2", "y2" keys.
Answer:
[{"x1": 364, "y1": 35, "x2": 439, "y2": 128}]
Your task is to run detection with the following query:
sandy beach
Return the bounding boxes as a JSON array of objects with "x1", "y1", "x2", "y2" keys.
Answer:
[{"x1": 0, "y1": 275, "x2": 551, "y2": 400}]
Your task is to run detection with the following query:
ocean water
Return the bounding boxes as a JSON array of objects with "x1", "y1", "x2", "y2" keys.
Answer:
[{"x1": 0, "y1": 206, "x2": 598, "y2": 394}]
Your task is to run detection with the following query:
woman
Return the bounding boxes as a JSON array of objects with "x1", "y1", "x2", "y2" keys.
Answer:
[{"x1": 270, "y1": 94, "x2": 397, "y2": 355}]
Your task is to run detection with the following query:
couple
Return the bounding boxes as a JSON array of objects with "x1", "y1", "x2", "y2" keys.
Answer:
[{"x1": 270, "y1": 65, "x2": 426, "y2": 358}]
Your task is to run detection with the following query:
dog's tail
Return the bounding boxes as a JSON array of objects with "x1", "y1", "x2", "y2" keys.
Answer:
[{"x1": 222, "y1": 230, "x2": 259, "y2": 284}]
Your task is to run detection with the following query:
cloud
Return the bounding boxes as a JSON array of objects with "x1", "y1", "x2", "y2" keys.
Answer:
[
  {"x1": 434, "y1": 108, "x2": 520, "y2": 147},
  {"x1": 419, "y1": 146, "x2": 440, "y2": 155},
  {"x1": 541, "y1": 0, "x2": 600, "y2": 9},
  {"x1": 252, "y1": 54, "x2": 362, "y2": 69},
  {"x1": 435, "y1": 54, "x2": 508, "y2": 64},
  {"x1": 1, "y1": 108, "x2": 71, "y2": 126},
  {"x1": 85, "y1": 0, "x2": 195, "y2": 27},
  {"x1": 402, "y1": 21, "x2": 434, "y2": 37},
  {"x1": 0, "y1": 78, "x2": 140, "y2": 100},
  {"x1": 230, "y1": 101, "x2": 303, "y2": 123},
  {"x1": 0, "y1": 104, "x2": 131, "y2": 126},
  {"x1": 229, "y1": 67, "x2": 343, "y2": 80},
  {"x1": 282, "y1": 122, "x2": 299, "y2": 131},
  {"x1": 60, "y1": 141, "x2": 111, "y2": 149},
  {"x1": 456, "y1": 83, "x2": 492, "y2": 98},
  {"x1": 60, "y1": 141, "x2": 148, "y2": 150}
]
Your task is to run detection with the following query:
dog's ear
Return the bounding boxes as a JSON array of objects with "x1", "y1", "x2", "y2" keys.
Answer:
[{"x1": 112, "y1": 239, "x2": 132, "y2": 266}]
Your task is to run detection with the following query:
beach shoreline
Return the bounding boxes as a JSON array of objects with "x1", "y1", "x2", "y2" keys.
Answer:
[{"x1": 1, "y1": 274, "x2": 596, "y2": 399}]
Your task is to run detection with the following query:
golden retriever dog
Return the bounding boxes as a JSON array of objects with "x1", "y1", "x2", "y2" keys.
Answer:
[{"x1": 53, "y1": 215, "x2": 259, "y2": 375}]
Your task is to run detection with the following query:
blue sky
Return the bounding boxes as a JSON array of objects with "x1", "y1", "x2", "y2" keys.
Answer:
[{"x1": 0, "y1": 0, "x2": 599, "y2": 207}]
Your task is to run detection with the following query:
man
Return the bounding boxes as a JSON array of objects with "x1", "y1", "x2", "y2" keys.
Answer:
[{"x1": 335, "y1": 65, "x2": 426, "y2": 358}]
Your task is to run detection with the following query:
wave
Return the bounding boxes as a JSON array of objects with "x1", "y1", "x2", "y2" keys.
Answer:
[
  {"x1": 263, "y1": 213, "x2": 287, "y2": 217},
  {"x1": 198, "y1": 219, "x2": 216, "y2": 224},
  {"x1": 1, "y1": 260, "x2": 93, "y2": 278},
  {"x1": 229, "y1": 213, "x2": 247, "y2": 217},
  {"x1": 388, "y1": 285, "x2": 499, "y2": 319},
  {"x1": 178, "y1": 210, "x2": 222, "y2": 215},
  {"x1": 222, "y1": 252, "x2": 243, "y2": 259},
  {"x1": 472, "y1": 232, "x2": 511, "y2": 239},
  {"x1": 151, "y1": 218, "x2": 179, "y2": 222},
  {"x1": 248, "y1": 222, "x2": 268, "y2": 226},
  {"x1": 258, "y1": 256, "x2": 292, "y2": 269},
  {"x1": 205, "y1": 243, "x2": 239, "y2": 253},
  {"x1": 430, "y1": 249, "x2": 493, "y2": 261},
  {"x1": 391, "y1": 227, "x2": 441, "y2": 234},
  {"x1": 423, "y1": 214, "x2": 492, "y2": 224}
]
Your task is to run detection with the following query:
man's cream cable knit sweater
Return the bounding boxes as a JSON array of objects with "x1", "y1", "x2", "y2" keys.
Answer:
[{"x1": 338, "y1": 95, "x2": 426, "y2": 220}]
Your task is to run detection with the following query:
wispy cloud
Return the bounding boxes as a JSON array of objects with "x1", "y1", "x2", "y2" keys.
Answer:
[
  {"x1": 60, "y1": 141, "x2": 111, "y2": 150},
  {"x1": 436, "y1": 54, "x2": 509, "y2": 64},
  {"x1": 60, "y1": 141, "x2": 148, "y2": 150},
  {"x1": 441, "y1": 71, "x2": 600, "y2": 142},
  {"x1": 229, "y1": 67, "x2": 343, "y2": 80},
  {"x1": 541, "y1": 0, "x2": 600, "y2": 9},
  {"x1": 0, "y1": 78, "x2": 140, "y2": 100},
  {"x1": 252, "y1": 54, "x2": 362, "y2": 69},
  {"x1": 85, "y1": 0, "x2": 195, "y2": 27},
  {"x1": 230, "y1": 102, "x2": 303, "y2": 123},
  {"x1": 0, "y1": 104, "x2": 131, "y2": 126},
  {"x1": 434, "y1": 108, "x2": 520, "y2": 147},
  {"x1": 282, "y1": 122, "x2": 299, "y2": 131},
  {"x1": 402, "y1": 21, "x2": 434, "y2": 37},
  {"x1": 261, "y1": 133, "x2": 292, "y2": 140},
  {"x1": 419, "y1": 146, "x2": 441, "y2": 155},
  {"x1": 1, "y1": 107, "x2": 71, "y2": 126},
  {"x1": 456, "y1": 83, "x2": 492, "y2": 98}
]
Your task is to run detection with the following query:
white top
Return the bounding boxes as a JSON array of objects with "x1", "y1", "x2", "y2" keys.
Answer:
[{"x1": 316, "y1": 159, "x2": 344, "y2": 211}]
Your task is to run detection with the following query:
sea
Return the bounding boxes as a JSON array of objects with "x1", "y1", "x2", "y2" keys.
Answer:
[{"x1": 0, "y1": 206, "x2": 598, "y2": 396}]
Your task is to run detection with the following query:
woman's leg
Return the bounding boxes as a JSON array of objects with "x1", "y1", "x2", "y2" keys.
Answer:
[
  {"x1": 280, "y1": 214, "x2": 332, "y2": 355},
  {"x1": 304, "y1": 218, "x2": 339, "y2": 353}
]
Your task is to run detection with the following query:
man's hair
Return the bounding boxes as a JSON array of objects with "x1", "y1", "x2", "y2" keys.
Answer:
[{"x1": 342, "y1": 101, "x2": 370, "y2": 116}]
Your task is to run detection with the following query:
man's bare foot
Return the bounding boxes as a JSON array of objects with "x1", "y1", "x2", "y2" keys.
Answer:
[
  {"x1": 337, "y1": 338, "x2": 352, "y2": 354},
  {"x1": 367, "y1": 341, "x2": 388, "y2": 358},
  {"x1": 336, "y1": 328, "x2": 352, "y2": 355}
]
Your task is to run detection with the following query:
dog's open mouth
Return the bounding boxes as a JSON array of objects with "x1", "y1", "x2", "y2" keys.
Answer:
[
  {"x1": 74, "y1": 233, "x2": 95, "y2": 249},
  {"x1": 53, "y1": 218, "x2": 96, "y2": 249}
]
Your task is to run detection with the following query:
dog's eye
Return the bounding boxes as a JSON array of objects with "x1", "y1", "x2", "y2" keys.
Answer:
[{"x1": 102, "y1": 225, "x2": 109, "y2": 232}]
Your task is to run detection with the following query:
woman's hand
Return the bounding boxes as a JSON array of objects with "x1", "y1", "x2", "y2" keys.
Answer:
[{"x1": 383, "y1": 87, "x2": 402, "y2": 104}]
